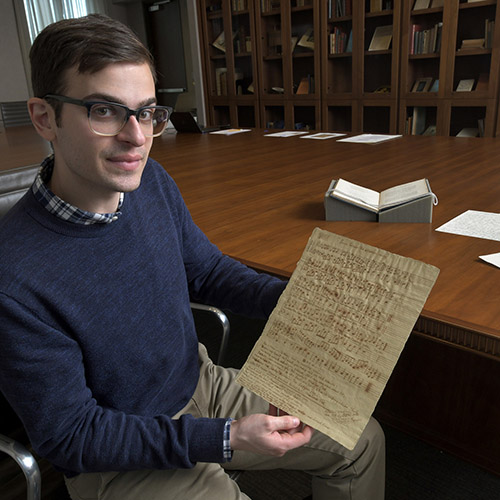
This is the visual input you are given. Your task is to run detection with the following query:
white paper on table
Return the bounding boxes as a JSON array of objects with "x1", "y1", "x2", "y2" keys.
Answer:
[
  {"x1": 300, "y1": 132, "x2": 347, "y2": 140},
  {"x1": 209, "y1": 128, "x2": 251, "y2": 135},
  {"x1": 479, "y1": 253, "x2": 500, "y2": 269},
  {"x1": 264, "y1": 131, "x2": 310, "y2": 137},
  {"x1": 337, "y1": 134, "x2": 402, "y2": 144},
  {"x1": 436, "y1": 210, "x2": 500, "y2": 242}
]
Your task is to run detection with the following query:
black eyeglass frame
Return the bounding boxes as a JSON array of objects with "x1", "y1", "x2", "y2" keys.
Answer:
[{"x1": 43, "y1": 94, "x2": 173, "y2": 137}]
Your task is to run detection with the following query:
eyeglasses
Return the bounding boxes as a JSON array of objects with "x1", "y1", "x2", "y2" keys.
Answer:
[{"x1": 44, "y1": 94, "x2": 172, "y2": 137}]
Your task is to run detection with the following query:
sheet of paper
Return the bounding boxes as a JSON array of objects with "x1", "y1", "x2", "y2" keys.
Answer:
[
  {"x1": 209, "y1": 128, "x2": 251, "y2": 135},
  {"x1": 236, "y1": 228, "x2": 439, "y2": 450},
  {"x1": 436, "y1": 210, "x2": 500, "y2": 242},
  {"x1": 480, "y1": 253, "x2": 500, "y2": 268},
  {"x1": 337, "y1": 134, "x2": 402, "y2": 144},
  {"x1": 264, "y1": 131, "x2": 310, "y2": 137},
  {"x1": 300, "y1": 133, "x2": 346, "y2": 140}
]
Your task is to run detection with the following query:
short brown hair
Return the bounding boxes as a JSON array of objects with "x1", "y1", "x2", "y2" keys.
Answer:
[{"x1": 30, "y1": 14, "x2": 156, "y2": 119}]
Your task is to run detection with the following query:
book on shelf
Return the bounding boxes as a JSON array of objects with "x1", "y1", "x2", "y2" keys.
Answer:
[
  {"x1": 368, "y1": 25, "x2": 392, "y2": 51},
  {"x1": 212, "y1": 31, "x2": 236, "y2": 53},
  {"x1": 478, "y1": 118, "x2": 485, "y2": 137},
  {"x1": 456, "y1": 79, "x2": 475, "y2": 92},
  {"x1": 460, "y1": 38, "x2": 485, "y2": 50},
  {"x1": 411, "y1": 107, "x2": 427, "y2": 135},
  {"x1": 485, "y1": 19, "x2": 495, "y2": 49},
  {"x1": 370, "y1": 0, "x2": 383, "y2": 12},
  {"x1": 429, "y1": 79, "x2": 439, "y2": 92},
  {"x1": 296, "y1": 76, "x2": 310, "y2": 95},
  {"x1": 413, "y1": 0, "x2": 430, "y2": 10},
  {"x1": 298, "y1": 28, "x2": 314, "y2": 49},
  {"x1": 215, "y1": 67, "x2": 228, "y2": 96},
  {"x1": 325, "y1": 178, "x2": 436, "y2": 222},
  {"x1": 456, "y1": 128, "x2": 480, "y2": 137},
  {"x1": 423, "y1": 124, "x2": 437, "y2": 136}
]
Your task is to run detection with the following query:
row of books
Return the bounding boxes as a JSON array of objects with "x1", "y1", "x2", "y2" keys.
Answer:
[
  {"x1": 410, "y1": 22, "x2": 442, "y2": 55},
  {"x1": 329, "y1": 28, "x2": 352, "y2": 54},
  {"x1": 231, "y1": 0, "x2": 247, "y2": 12},
  {"x1": 215, "y1": 67, "x2": 244, "y2": 96},
  {"x1": 327, "y1": 0, "x2": 352, "y2": 18},
  {"x1": 261, "y1": 0, "x2": 280, "y2": 13}
]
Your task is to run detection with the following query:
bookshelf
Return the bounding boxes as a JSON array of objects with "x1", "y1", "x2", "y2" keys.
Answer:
[
  {"x1": 400, "y1": 0, "x2": 500, "y2": 137},
  {"x1": 197, "y1": 0, "x2": 260, "y2": 127},
  {"x1": 197, "y1": 0, "x2": 500, "y2": 136},
  {"x1": 254, "y1": 0, "x2": 321, "y2": 130}
]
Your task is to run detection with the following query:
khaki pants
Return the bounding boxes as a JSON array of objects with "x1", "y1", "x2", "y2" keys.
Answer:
[{"x1": 66, "y1": 344, "x2": 385, "y2": 500}]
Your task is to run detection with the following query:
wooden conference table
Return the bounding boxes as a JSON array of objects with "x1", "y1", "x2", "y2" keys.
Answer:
[{"x1": 3, "y1": 125, "x2": 499, "y2": 474}]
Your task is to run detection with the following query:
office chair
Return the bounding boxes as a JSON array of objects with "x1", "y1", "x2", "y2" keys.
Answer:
[
  {"x1": 0, "y1": 101, "x2": 32, "y2": 128},
  {"x1": 0, "y1": 165, "x2": 237, "y2": 498}
]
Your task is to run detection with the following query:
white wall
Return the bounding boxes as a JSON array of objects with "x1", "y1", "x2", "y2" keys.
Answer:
[{"x1": 0, "y1": 1, "x2": 30, "y2": 103}]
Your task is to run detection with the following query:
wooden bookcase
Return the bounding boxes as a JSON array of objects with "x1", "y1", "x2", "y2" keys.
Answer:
[
  {"x1": 400, "y1": 0, "x2": 500, "y2": 137},
  {"x1": 197, "y1": 0, "x2": 500, "y2": 136},
  {"x1": 197, "y1": 0, "x2": 260, "y2": 127},
  {"x1": 255, "y1": 0, "x2": 321, "y2": 130}
]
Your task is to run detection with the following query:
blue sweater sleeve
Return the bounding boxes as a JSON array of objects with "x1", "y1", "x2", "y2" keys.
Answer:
[{"x1": 0, "y1": 293, "x2": 228, "y2": 474}]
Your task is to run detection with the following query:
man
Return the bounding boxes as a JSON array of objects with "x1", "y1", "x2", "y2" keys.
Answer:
[{"x1": 0, "y1": 15, "x2": 385, "y2": 500}]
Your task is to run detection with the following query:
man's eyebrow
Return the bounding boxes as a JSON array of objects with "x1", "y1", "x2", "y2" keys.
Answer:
[{"x1": 83, "y1": 93, "x2": 157, "y2": 107}]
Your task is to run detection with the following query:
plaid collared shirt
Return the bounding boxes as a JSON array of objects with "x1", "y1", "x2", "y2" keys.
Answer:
[
  {"x1": 31, "y1": 155, "x2": 124, "y2": 225},
  {"x1": 223, "y1": 418, "x2": 233, "y2": 461}
]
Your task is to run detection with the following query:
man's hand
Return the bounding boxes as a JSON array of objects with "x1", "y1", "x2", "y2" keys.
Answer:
[{"x1": 230, "y1": 413, "x2": 313, "y2": 457}]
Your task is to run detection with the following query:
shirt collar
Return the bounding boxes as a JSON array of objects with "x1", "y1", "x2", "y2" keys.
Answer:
[{"x1": 31, "y1": 155, "x2": 124, "y2": 225}]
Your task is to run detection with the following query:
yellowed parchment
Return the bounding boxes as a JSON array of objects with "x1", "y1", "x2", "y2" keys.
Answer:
[{"x1": 236, "y1": 228, "x2": 440, "y2": 450}]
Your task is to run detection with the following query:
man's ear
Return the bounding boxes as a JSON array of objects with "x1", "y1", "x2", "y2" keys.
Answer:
[{"x1": 28, "y1": 97, "x2": 57, "y2": 142}]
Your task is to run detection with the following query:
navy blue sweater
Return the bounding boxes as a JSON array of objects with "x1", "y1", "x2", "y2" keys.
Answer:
[{"x1": 0, "y1": 158, "x2": 286, "y2": 476}]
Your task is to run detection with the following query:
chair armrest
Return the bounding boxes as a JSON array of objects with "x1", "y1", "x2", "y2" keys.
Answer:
[
  {"x1": 0, "y1": 433, "x2": 41, "y2": 500},
  {"x1": 190, "y1": 303, "x2": 230, "y2": 365}
]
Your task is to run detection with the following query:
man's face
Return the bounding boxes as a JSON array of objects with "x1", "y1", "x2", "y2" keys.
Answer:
[{"x1": 49, "y1": 62, "x2": 156, "y2": 213}]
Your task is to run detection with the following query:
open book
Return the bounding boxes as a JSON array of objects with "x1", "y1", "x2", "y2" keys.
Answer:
[{"x1": 330, "y1": 178, "x2": 436, "y2": 213}]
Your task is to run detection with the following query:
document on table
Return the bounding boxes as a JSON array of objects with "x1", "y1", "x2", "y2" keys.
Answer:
[
  {"x1": 209, "y1": 128, "x2": 251, "y2": 135},
  {"x1": 264, "y1": 131, "x2": 309, "y2": 137},
  {"x1": 300, "y1": 132, "x2": 346, "y2": 140},
  {"x1": 479, "y1": 253, "x2": 500, "y2": 269},
  {"x1": 436, "y1": 210, "x2": 500, "y2": 242},
  {"x1": 236, "y1": 228, "x2": 439, "y2": 450},
  {"x1": 337, "y1": 134, "x2": 402, "y2": 144}
]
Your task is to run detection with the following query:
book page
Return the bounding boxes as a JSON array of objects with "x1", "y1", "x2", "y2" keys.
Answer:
[
  {"x1": 236, "y1": 229, "x2": 439, "y2": 450},
  {"x1": 379, "y1": 179, "x2": 430, "y2": 209},
  {"x1": 332, "y1": 179, "x2": 380, "y2": 211}
]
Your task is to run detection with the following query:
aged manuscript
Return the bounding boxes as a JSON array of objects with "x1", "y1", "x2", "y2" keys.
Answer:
[{"x1": 236, "y1": 228, "x2": 439, "y2": 450}]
